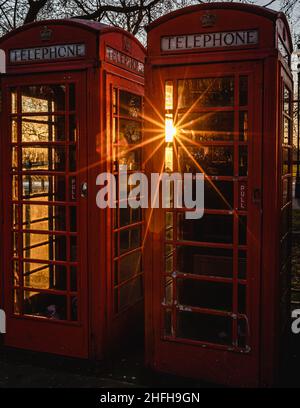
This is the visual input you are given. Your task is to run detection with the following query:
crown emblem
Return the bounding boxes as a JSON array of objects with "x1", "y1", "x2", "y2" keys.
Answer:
[
  {"x1": 40, "y1": 26, "x2": 52, "y2": 41},
  {"x1": 123, "y1": 36, "x2": 132, "y2": 54},
  {"x1": 201, "y1": 13, "x2": 217, "y2": 28}
]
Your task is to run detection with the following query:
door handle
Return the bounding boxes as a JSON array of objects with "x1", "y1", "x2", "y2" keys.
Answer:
[{"x1": 80, "y1": 182, "x2": 88, "y2": 198}]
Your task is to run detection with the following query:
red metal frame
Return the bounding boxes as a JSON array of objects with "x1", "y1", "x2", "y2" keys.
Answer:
[
  {"x1": 0, "y1": 20, "x2": 145, "y2": 359},
  {"x1": 145, "y1": 3, "x2": 293, "y2": 387}
]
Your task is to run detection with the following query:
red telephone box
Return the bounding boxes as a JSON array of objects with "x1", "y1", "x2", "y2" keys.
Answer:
[
  {"x1": 144, "y1": 3, "x2": 293, "y2": 386},
  {"x1": 0, "y1": 20, "x2": 145, "y2": 359}
]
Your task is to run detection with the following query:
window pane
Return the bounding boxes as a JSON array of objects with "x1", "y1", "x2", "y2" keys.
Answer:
[
  {"x1": 22, "y1": 146, "x2": 66, "y2": 171},
  {"x1": 177, "y1": 279, "x2": 232, "y2": 311},
  {"x1": 282, "y1": 148, "x2": 291, "y2": 175},
  {"x1": 118, "y1": 276, "x2": 143, "y2": 311},
  {"x1": 22, "y1": 205, "x2": 66, "y2": 232},
  {"x1": 21, "y1": 116, "x2": 65, "y2": 142},
  {"x1": 177, "y1": 312, "x2": 232, "y2": 345},
  {"x1": 22, "y1": 175, "x2": 66, "y2": 201},
  {"x1": 176, "y1": 246, "x2": 233, "y2": 278},
  {"x1": 239, "y1": 111, "x2": 248, "y2": 141},
  {"x1": 239, "y1": 76, "x2": 248, "y2": 106},
  {"x1": 178, "y1": 213, "x2": 233, "y2": 244},
  {"x1": 239, "y1": 146, "x2": 248, "y2": 176},
  {"x1": 23, "y1": 291, "x2": 67, "y2": 320},
  {"x1": 119, "y1": 251, "x2": 142, "y2": 283},
  {"x1": 178, "y1": 77, "x2": 234, "y2": 109},
  {"x1": 178, "y1": 111, "x2": 234, "y2": 141},
  {"x1": 204, "y1": 180, "x2": 233, "y2": 210},
  {"x1": 120, "y1": 227, "x2": 141, "y2": 254},
  {"x1": 178, "y1": 145, "x2": 234, "y2": 176},
  {"x1": 119, "y1": 119, "x2": 141, "y2": 145},
  {"x1": 21, "y1": 85, "x2": 66, "y2": 113},
  {"x1": 23, "y1": 262, "x2": 67, "y2": 291},
  {"x1": 119, "y1": 90, "x2": 142, "y2": 118},
  {"x1": 22, "y1": 233, "x2": 67, "y2": 261}
]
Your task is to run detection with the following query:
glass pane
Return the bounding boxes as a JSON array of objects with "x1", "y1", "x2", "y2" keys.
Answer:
[
  {"x1": 178, "y1": 213, "x2": 233, "y2": 244},
  {"x1": 71, "y1": 267, "x2": 77, "y2": 292},
  {"x1": 22, "y1": 146, "x2": 66, "y2": 171},
  {"x1": 282, "y1": 177, "x2": 291, "y2": 205},
  {"x1": 178, "y1": 145, "x2": 234, "y2": 175},
  {"x1": 238, "y1": 284, "x2": 246, "y2": 314},
  {"x1": 178, "y1": 111, "x2": 234, "y2": 141},
  {"x1": 239, "y1": 76, "x2": 248, "y2": 106},
  {"x1": 204, "y1": 180, "x2": 233, "y2": 210},
  {"x1": 23, "y1": 291, "x2": 67, "y2": 320},
  {"x1": 21, "y1": 85, "x2": 66, "y2": 113},
  {"x1": 283, "y1": 117, "x2": 291, "y2": 145},
  {"x1": 282, "y1": 148, "x2": 291, "y2": 175},
  {"x1": 13, "y1": 232, "x2": 19, "y2": 256},
  {"x1": 22, "y1": 175, "x2": 66, "y2": 201},
  {"x1": 178, "y1": 279, "x2": 232, "y2": 311},
  {"x1": 164, "y1": 309, "x2": 172, "y2": 336},
  {"x1": 70, "y1": 206, "x2": 77, "y2": 232},
  {"x1": 119, "y1": 251, "x2": 142, "y2": 283},
  {"x1": 11, "y1": 89, "x2": 18, "y2": 114},
  {"x1": 22, "y1": 205, "x2": 66, "y2": 232},
  {"x1": 119, "y1": 90, "x2": 142, "y2": 118},
  {"x1": 284, "y1": 86, "x2": 291, "y2": 116},
  {"x1": 13, "y1": 260, "x2": 20, "y2": 286},
  {"x1": 239, "y1": 216, "x2": 247, "y2": 245},
  {"x1": 239, "y1": 146, "x2": 248, "y2": 176},
  {"x1": 117, "y1": 147, "x2": 141, "y2": 171},
  {"x1": 23, "y1": 262, "x2": 67, "y2": 290},
  {"x1": 69, "y1": 115, "x2": 77, "y2": 142},
  {"x1": 281, "y1": 205, "x2": 292, "y2": 237},
  {"x1": 12, "y1": 147, "x2": 18, "y2": 171},
  {"x1": 239, "y1": 250, "x2": 247, "y2": 279},
  {"x1": 176, "y1": 246, "x2": 233, "y2": 278},
  {"x1": 165, "y1": 211, "x2": 173, "y2": 240},
  {"x1": 22, "y1": 233, "x2": 67, "y2": 261},
  {"x1": 120, "y1": 227, "x2": 141, "y2": 254},
  {"x1": 12, "y1": 175, "x2": 19, "y2": 200},
  {"x1": 178, "y1": 77, "x2": 234, "y2": 109},
  {"x1": 239, "y1": 111, "x2": 248, "y2": 141},
  {"x1": 238, "y1": 317, "x2": 247, "y2": 348},
  {"x1": 177, "y1": 312, "x2": 232, "y2": 345},
  {"x1": 70, "y1": 236, "x2": 77, "y2": 261},
  {"x1": 69, "y1": 145, "x2": 76, "y2": 172},
  {"x1": 21, "y1": 116, "x2": 65, "y2": 142},
  {"x1": 119, "y1": 276, "x2": 143, "y2": 311},
  {"x1": 71, "y1": 296, "x2": 78, "y2": 321},
  {"x1": 120, "y1": 207, "x2": 141, "y2": 227},
  {"x1": 14, "y1": 289, "x2": 21, "y2": 315},
  {"x1": 11, "y1": 118, "x2": 18, "y2": 142},
  {"x1": 69, "y1": 84, "x2": 76, "y2": 111},
  {"x1": 119, "y1": 119, "x2": 141, "y2": 144},
  {"x1": 165, "y1": 276, "x2": 173, "y2": 305}
]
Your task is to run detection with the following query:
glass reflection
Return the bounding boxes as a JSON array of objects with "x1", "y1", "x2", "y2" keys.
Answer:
[{"x1": 178, "y1": 77, "x2": 234, "y2": 109}]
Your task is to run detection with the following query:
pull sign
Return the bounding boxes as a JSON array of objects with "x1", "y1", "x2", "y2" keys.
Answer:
[
  {"x1": 239, "y1": 182, "x2": 247, "y2": 210},
  {"x1": 70, "y1": 177, "x2": 77, "y2": 201}
]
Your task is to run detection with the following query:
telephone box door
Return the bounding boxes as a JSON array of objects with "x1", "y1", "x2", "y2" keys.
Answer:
[
  {"x1": 2, "y1": 71, "x2": 89, "y2": 358},
  {"x1": 147, "y1": 61, "x2": 262, "y2": 386}
]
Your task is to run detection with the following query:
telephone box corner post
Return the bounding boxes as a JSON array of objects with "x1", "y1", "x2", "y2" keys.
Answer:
[{"x1": 295, "y1": 60, "x2": 300, "y2": 198}]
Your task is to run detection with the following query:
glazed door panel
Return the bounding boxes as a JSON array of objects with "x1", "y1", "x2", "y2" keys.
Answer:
[
  {"x1": 147, "y1": 62, "x2": 262, "y2": 386},
  {"x1": 2, "y1": 72, "x2": 88, "y2": 358}
]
